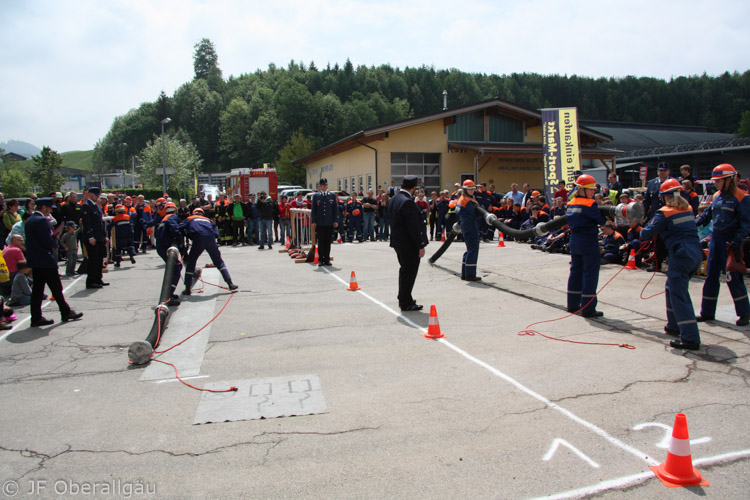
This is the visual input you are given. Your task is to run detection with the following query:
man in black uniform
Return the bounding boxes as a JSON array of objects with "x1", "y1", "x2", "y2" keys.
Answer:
[
  {"x1": 26, "y1": 198, "x2": 83, "y2": 327},
  {"x1": 311, "y1": 179, "x2": 339, "y2": 266},
  {"x1": 81, "y1": 187, "x2": 108, "y2": 289},
  {"x1": 388, "y1": 175, "x2": 429, "y2": 311}
]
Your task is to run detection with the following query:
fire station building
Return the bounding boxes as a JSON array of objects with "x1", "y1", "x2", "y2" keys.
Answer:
[{"x1": 293, "y1": 98, "x2": 618, "y2": 194}]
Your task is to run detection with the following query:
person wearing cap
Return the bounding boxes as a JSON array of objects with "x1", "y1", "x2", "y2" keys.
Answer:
[
  {"x1": 566, "y1": 174, "x2": 607, "y2": 317},
  {"x1": 60, "y1": 221, "x2": 81, "y2": 277},
  {"x1": 388, "y1": 175, "x2": 428, "y2": 310},
  {"x1": 310, "y1": 179, "x2": 339, "y2": 266},
  {"x1": 640, "y1": 179, "x2": 703, "y2": 350},
  {"x1": 25, "y1": 198, "x2": 83, "y2": 327},
  {"x1": 81, "y1": 187, "x2": 108, "y2": 289},
  {"x1": 456, "y1": 179, "x2": 483, "y2": 281},
  {"x1": 643, "y1": 162, "x2": 675, "y2": 272},
  {"x1": 179, "y1": 207, "x2": 238, "y2": 294},
  {"x1": 695, "y1": 163, "x2": 750, "y2": 327}
]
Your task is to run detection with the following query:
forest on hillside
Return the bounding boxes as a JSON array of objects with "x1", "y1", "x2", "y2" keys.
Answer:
[{"x1": 94, "y1": 38, "x2": 750, "y2": 185}]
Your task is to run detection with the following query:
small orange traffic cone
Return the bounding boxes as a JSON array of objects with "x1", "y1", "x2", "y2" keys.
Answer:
[
  {"x1": 337, "y1": 237, "x2": 342, "y2": 243},
  {"x1": 441, "y1": 231, "x2": 446, "y2": 242},
  {"x1": 285, "y1": 236, "x2": 290, "y2": 249},
  {"x1": 650, "y1": 413, "x2": 709, "y2": 488},
  {"x1": 347, "y1": 271, "x2": 360, "y2": 291},
  {"x1": 313, "y1": 248, "x2": 319, "y2": 264},
  {"x1": 496, "y1": 232, "x2": 506, "y2": 247},
  {"x1": 48, "y1": 296, "x2": 55, "y2": 301},
  {"x1": 423, "y1": 305, "x2": 445, "y2": 339},
  {"x1": 624, "y1": 249, "x2": 637, "y2": 269}
]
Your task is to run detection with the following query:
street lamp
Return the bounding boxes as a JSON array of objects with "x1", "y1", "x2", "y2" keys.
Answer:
[
  {"x1": 160, "y1": 117, "x2": 172, "y2": 195},
  {"x1": 121, "y1": 142, "x2": 127, "y2": 172}
]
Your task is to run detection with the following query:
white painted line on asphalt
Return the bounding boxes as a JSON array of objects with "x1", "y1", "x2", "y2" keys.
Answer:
[
  {"x1": 529, "y1": 448, "x2": 750, "y2": 500},
  {"x1": 543, "y1": 438, "x2": 600, "y2": 468},
  {"x1": 322, "y1": 268, "x2": 658, "y2": 467},
  {"x1": 0, "y1": 274, "x2": 86, "y2": 343},
  {"x1": 155, "y1": 375, "x2": 210, "y2": 384}
]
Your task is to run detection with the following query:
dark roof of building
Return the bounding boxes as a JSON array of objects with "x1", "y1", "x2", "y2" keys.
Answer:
[
  {"x1": 580, "y1": 120, "x2": 733, "y2": 152},
  {"x1": 294, "y1": 98, "x2": 613, "y2": 165}
]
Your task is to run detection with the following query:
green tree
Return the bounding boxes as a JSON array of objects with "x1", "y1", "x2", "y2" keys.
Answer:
[
  {"x1": 275, "y1": 131, "x2": 314, "y2": 185},
  {"x1": 30, "y1": 146, "x2": 66, "y2": 194},
  {"x1": 137, "y1": 133, "x2": 203, "y2": 194},
  {"x1": 193, "y1": 38, "x2": 220, "y2": 80},
  {"x1": 0, "y1": 168, "x2": 33, "y2": 198},
  {"x1": 737, "y1": 110, "x2": 750, "y2": 137}
]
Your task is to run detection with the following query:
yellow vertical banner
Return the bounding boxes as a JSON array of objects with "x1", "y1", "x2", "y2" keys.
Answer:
[{"x1": 542, "y1": 107, "x2": 580, "y2": 202}]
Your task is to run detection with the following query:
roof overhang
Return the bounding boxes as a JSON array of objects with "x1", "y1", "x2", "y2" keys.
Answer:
[{"x1": 447, "y1": 142, "x2": 621, "y2": 159}]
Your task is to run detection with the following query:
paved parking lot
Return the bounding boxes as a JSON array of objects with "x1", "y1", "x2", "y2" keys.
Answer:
[{"x1": 1, "y1": 239, "x2": 748, "y2": 499}]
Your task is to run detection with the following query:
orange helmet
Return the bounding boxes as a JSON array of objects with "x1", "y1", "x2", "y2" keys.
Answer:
[
  {"x1": 124, "y1": 196, "x2": 132, "y2": 202},
  {"x1": 575, "y1": 174, "x2": 596, "y2": 189},
  {"x1": 531, "y1": 190, "x2": 541, "y2": 197},
  {"x1": 165, "y1": 201, "x2": 177, "y2": 213},
  {"x1": 115, "y1": 204, "x2": 125, "y2": 213},
  {"x1": 659, "y1": 178, "x2": 682, "y2": 195},
  {"x1": 156, "y1": 197, "x2": 166, "y2": 204},
  {"x1": 462, "y1": 179, "x2": 476, "y2": 189},
  {"x1": 193, "y1": 207, "x2": 204, "y2": 216},
  {"x1": 711, "y1": 163, "x2": 737, "y2": 180}
]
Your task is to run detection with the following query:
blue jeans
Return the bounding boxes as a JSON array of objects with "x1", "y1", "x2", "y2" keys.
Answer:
[
  {"x1": 378, "y1": 215, "x2": 389, "y2": 240},
  {"x1": 363, "y1": 212, "x2": 375, "y2": 241},
  {"x1": 246, "y1": 220, "x2": 259, "y2": 244},
  {"x1": 259, "y1": 219, "x2": 273, "y2": 246},
  {"x1": 279, "y1": 217, "x2": 291, "y2": 245}
]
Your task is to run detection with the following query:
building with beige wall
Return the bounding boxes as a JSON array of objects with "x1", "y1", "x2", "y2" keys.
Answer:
[{"x1": 294, "y1": 98, "x2": 617, "y2": 195}]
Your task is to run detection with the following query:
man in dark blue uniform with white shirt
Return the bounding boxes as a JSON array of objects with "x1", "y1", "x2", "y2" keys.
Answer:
[
  {"x1": 388, "y1": 175, "x2": 429, "y2": 311},
  {"x1": 81, "y1": 187, "x2": 108, "y2": 289},
  {"x1": 311, "y1": 179, "x2": 339, "y2": 266},
  {"x1": 26, "y1": 198, "x2": 83, "y2": 327}
]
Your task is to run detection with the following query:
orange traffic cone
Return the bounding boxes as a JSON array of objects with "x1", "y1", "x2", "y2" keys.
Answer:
[
  {"x1": 48, "y1": 296, "x2": 55, "y2": 301},
  {"x1": 624, "y1": 249, "x2": 637, "y2": 269},
  {"x1": 496, "y1": 232, "x2": 506, "y2": 247},
  {"x1": 650, "y1": 413, "x2": 709, "y2": 488},
  {"x1": 285, "y1": 236, "x2": 290, "y2": 249},
  {"x1": 313, "y1": 248, "x2": 319, "y2": 264},
  {"x1": 423, "y1": 305, "x2": 445, "y2": 339},
  {"x1": 441, "y1": 231, "x2": 446, "y2": 242},
  {"x1": 347, "y1": 271, "x2": 360, "y2": 291},
  {"x1": 337, "y1": 237, "x2": 342, "y2": 243}
]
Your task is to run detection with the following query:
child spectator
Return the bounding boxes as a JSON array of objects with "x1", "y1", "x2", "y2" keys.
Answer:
[
  {"x1": 623, "y1": 218, "x2": 644, "y2": 267},
  {"x1": 60, "y1": 221, "x2": 81, "y2": 277},
  {"x1": 600, "y1": 221, "x2": 626, "y2": 264},
  {"x1": 10, "y1": 261, "x2": 41, "y2": 306}
]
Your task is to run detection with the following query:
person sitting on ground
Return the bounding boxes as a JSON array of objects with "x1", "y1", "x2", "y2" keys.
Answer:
[
  {"x1": 9, "y1": 261, "x2": 42, "y2": 306},
  {"x1": 2, "y1": 234, "x2": 25, "y2": 297},
  {"x1": 600, "y1": 221, "x2": 626, "y2": 264}
]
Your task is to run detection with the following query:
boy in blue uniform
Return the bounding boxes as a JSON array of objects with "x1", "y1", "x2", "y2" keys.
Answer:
[
  {"x1": 695, "y1": 163, "x2": 750, "y2": 326},
  {"x1": 456, "y1": 179, "x2": 482, "y2": 281},
  {"x1": 346, "y1": 193, "x2": 364, "y2": 243},
  {"x1": 566, "y1": 174, "x2": 607, "y2": 317},
  {"x1": 108, "y1": 205, "x2": 137, "y2": 267},
  {"x1": 155, "y1": 202, "x2": 184, "y2": 305},
  {"x1": 180, "y1": 208, "x2": 238, "y2": 295},
  {"x1": 640, "y1": 179, "x2": 703, "y2": 349}
]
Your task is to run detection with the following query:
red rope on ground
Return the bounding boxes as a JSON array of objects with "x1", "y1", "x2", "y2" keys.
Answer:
[
  {"x1": 145, "y1": 276, "x2": 238, "y2": 393},
  {"x1": 516, "y1": 240, "x2": 660, "y2": 349}
]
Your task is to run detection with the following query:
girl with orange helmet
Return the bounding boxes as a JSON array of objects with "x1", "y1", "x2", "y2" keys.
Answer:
[
  {"x1": 565, "y1": 174, "x2": 607, "y2": 317},
  {"x1": 695, "y1": 164, "x2": 750, "y2": 326}
]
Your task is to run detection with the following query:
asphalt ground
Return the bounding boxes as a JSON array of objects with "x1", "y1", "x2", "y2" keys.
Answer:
[{"x1": 0, "y1": 237, "x2": 749, "y2": 499}]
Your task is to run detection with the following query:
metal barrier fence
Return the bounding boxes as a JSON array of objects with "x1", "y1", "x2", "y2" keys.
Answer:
[{"x1": 290, "y1": 208, "x2": 313, "y2": 248}]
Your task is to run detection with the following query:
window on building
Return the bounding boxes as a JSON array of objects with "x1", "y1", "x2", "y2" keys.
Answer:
[
  {"x1": 344, "y1": 178, "x2": 348, "y2": 191},
  {"x1": 390, "y1": 153, "x2": 441, "y2": 193},
  {"x1": 351, "y1": 177, "x2": 355, "y2": 194},
  {"x1": 358, "y1": 176, "x2": 363, "y2": 194},
  {"x1": 338, "y1": 178, "x2": 342, "y2": 191},
  {"x1": 367, "y1": 174, "x2": 372, "y2": 192}
]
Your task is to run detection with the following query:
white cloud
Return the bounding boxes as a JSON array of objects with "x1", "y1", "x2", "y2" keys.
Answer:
[{"x1": 0, "y1": 0, "x2": 748, "y2": 152}]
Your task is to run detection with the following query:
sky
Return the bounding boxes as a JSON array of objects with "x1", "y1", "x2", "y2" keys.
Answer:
[{"x1": 1, "y1": 0, "x2": 749, "y2": 153}]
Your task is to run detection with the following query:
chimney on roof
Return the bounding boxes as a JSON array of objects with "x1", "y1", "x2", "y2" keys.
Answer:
[{"x1": 442, "y1": 90, "x2": 448, "y2": 111}]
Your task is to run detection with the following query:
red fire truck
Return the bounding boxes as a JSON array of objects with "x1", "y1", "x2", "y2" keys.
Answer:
[{"x1": 225, "y1": 167, "x2": 279, "y2": 201}]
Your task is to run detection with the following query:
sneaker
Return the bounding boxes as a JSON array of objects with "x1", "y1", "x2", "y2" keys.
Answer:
[
  {"x1": 670, "y1": 339, "x2": 700, "y2": 350},
  {"x1": 227, "y1": 283, "x2": 238, "y2": 291}
]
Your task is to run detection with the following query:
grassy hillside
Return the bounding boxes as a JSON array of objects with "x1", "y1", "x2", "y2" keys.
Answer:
[
  {"x1": 14, "y1": 149, "x2": 94, "y2": 172},
  {"x1": 60, "y1": 150, "x2": 94, "y2": 171}
]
